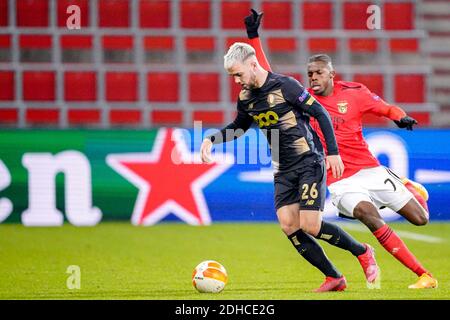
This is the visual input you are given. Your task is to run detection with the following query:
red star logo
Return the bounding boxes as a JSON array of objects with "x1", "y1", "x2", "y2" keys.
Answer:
[{"x1": 106, "y1": 128, "x2": 232, "y2": 225}]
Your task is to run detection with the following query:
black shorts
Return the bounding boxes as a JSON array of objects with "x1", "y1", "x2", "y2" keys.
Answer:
[{"x1": 274, "y1": 158, "x2": 326, "y2": 211}]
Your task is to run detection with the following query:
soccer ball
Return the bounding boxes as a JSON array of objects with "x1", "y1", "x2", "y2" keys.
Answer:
[{"x1": 192, "y1": 260, "x2": 228, "y2": 293}]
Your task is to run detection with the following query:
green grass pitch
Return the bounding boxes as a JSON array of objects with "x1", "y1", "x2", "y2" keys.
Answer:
[{"x1": 0, "y1": 222, "x2": 449, "y2": 300}]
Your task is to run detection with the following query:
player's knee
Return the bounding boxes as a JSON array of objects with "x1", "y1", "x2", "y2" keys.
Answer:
[
  {"x1": 353, "y1": 202, "x2": 384, "y2": 231},
  {"x1": 300, "y1": 221, "x2": 321, "y2": 237},
  {"x1": 412, "y1": 209, "x2": 429, "y2": 226},
  {"x1": 280, "y1": 221, "x2": 299, "y2": 236}
]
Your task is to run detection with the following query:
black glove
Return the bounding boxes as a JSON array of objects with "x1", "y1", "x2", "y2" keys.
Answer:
[
  {"x1": 244, "y1": 9, "x2": 263, "y2": 39},
  {"x1": 394, "y1": 116, "x2": 418, "y2": 130}
]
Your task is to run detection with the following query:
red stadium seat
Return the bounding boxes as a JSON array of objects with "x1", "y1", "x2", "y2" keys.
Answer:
[
  {"x1": 229, "y1": 77, "x2": 241, "y2": 102},
  {"x1": 140, "y1": 0, "x2": 170, "y2": 28},
  {"x1": 308, "y1": 38, "x2": 337, "y2": 52},
  {"x1": 147, "y1": 72, "x2": 179, "y2": 102},
  {"x1": 185, "y1": 36, "x2": 215, "y2": 52},
  {"x1": 0, "y1": 0, "x2": 8, "y2": 26},
  {"x1": 189, "y1": 73, "x2": 220, "y2": 102},
  {"x1": 61, "y1": 35, "x2": 92, "y2": 49},
  {"x1": 110, "y1": 109, "x2": 142, "y2": 125},
  {"x1": 0, "y1": 35, "x2": 10, "y2": 48},
  {"x1": 19, "y1": 34, "x2": 52, "y2": 49},
  {"x1": 98, "y1": 0, "x2": 130, "y2": 28},
  {"x1": 389, "y1": 39, "x2": 419, "y2": 53},
  {"x1": 408, "y1": 112, "x2": 431, "y2": 126},
  {"x1": 151, "y1": 110, "x2": 184, "y2": 125},
  {"x1": 16, "y1": 0, "x2": 49, "y2": 27},
  {"x1": 102, "y1": 35, "x2": 133, "y2": 50},
  {"x1": 221, "y1": 1, "x2": 252, "y2": 29},
  {"x1": 353, "y1": 74, "x2": 384, "y2": 98},
  {"x1": 384, "y1": 2, "x2": 414, "y2": 30},
  {"x1": 349, "y1": 39, "x2": 378, "y2": 53},
  {"x1": 105, "y1": 72, "x2": 138, "y2": 101},
  {"x1": 267, "y1": 38, "x2": 297, "y2": 53},
  {"x1": 68, "y1": 109, "x2": 101, "y2": 125},
  {"x1": 180, "y1": 1, "x2": 210, "y2": 29},
  {"x1": 144, "y1": 36, "x2": 174, "y2": 51},
  {"x1": 394, "y1": 74, "x2": 425, "y2": 103},
  {"x1": 302, "y1": 2, "x2": 333, "y2": 30},
  {"x1": 343, "y1": 2, "x2": 371, "y2": 30},
  {"x1": 23, "y1": 71, "x2": 55, "y2": 101},
  {"x1": 225, "y1": 37, "x2": 248, "y2": 49},
  {"x1": 262, "y1": 2, "x2": 292, "y2": 29},
  {"x1": 0, "y1": 71, "x2": 14, "y2": 100},
  {"x1": 64, "y1": 72, "x2": 96, "y2": 101},
  {"x1": 26, "y1": 108, "x2": 59, "y2": 125},
  {"x1": 57, "y1": 0, "x2": 89, "y2": 28},
  {"x1": 192, "y1": 110, "x2": 224, "y2": 125},
  {"x1": 0, "y1": 108, "x2": 18, "y2": 124}
]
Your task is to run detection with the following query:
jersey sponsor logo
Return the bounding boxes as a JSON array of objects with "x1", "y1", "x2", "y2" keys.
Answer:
[
  {"x1": 253, "y1": 111, "x2": 279, "y2": 128},
  {"x1": 337, "y1": 101, "x2": 348, "y2": 114}
]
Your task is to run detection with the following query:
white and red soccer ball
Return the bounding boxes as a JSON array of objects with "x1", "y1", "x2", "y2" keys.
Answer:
[{"x1": 192, "y1": 260, "x2": 228, "y2": 293}]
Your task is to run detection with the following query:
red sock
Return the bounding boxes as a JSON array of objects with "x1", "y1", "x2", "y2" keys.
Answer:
[{"x1": 373, "y1": 224, "x2": 428, "y2": 277}]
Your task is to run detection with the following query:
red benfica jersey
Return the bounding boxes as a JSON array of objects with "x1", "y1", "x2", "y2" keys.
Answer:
[{"x1": 309, "y1": 81, "x2": 398, "y2": 185}]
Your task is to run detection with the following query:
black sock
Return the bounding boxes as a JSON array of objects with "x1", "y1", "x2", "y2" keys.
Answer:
[
  {"x1": 315, "y1": 221, "x2": 366, "y2": 256},
  {"x1": 288, "y1": 229, "x2": 342, "y2": 278}
]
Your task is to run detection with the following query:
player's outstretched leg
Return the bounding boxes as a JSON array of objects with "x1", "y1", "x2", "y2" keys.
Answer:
[
  {"x1": 354, "y1": 201, "x2": 437, "y2": 289},
  {"x1": 313, "y1": 221, "x2": 380, "y2": 288},
  {"x1": 288, "y1": 229, "x2": 347, "y2": 292}
]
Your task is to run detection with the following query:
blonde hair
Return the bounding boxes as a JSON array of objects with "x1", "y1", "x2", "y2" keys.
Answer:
[{"x1": 224, "y1": 42, "x2": 256, "y2": 69}]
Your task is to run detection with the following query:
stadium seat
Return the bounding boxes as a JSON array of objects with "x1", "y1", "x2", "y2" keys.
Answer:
[
  {"x1": 151, "y1": 110, "x2": 184, "y2": 125},
  {"x1": 16, "y1": 0, "x2": 48, "y2": 27},
  {"x1": 140, "y1": 0, "x2": 170, "y2": 28},
  {"x1": 64, "y1": 71, "x2": 96, "y2": 101},
  {"x1": 68, "y1": 109, "x2": 101, "y2": 126},
  {"x1": 225, "y1": 37, "x2": 248, "y2": 49},
  {"x1": 302, "y1": 2, "x2": 333, "y2": 30},
  {"x1": 408, "y1": 112, "x2": 431, "y2": 126},
  {"x1": 389, "y1": 39, "x2": 419, "y2": 53},
  {"x1": 221, "y1": 1, "x2": 251, "y2": 29},
  {"x1": 144, "y1": 36, "x2": 175, "y2": 64},
  {"x1": 192, "y1": 110, "x2": 224, "y2": 125},
  {"x1": 0, "y1": 35, "x2": 11, "y2": 62},
  {"x1": 384, "y1": 2, "x2": 414, "y2": 30},
  {"x1": 102, "y1": 35, "x2": 134, "y2": 63},
  {"x1": 343, "y1": 2, "x2": 371, "y2": 30},
  {"x1": 0, "y1": 108, "x2": 18, "y2": 124},
  {"x1": 98, "y1": 0, "x2": 130, "y2": 28},
  {"x1": 262, "y1": 2, "x2": 292, "y2": 29},
  {"x1": 23, "y1": 71, "x2": 55, "y2": 101},
  {"x1": 267, "y1": 38, "x2": 297, "y2": 53},
  {"x1": 394, "y1": 74, "x2": 425, "y2": 103},
  {"x1": 349, "y1": 39, "x2": 378, "y2": 53},
  {"x1": 26, "y1": 108, "x2": 59, "y2": 125},
  {"x1": 185, "y1": 36, "x2": 215, "y2": 64},
  {"x1": 0, "y1": 71, "x2": 14, "y2": 100},
  {"x1": 308, "y1": 38, "x2": 337, "y2": 53},
  {"x1": 0, "y1": 0, "x2": 7, "y2": 26},
  {"x1": 60, "y1": 35, "x2": 93, "y2": 63},
  {"x1": 189, "y1": 73, "x2": 220, "y2": 102},
  {"x1": 110, "y1": 109, "x2": 142, "y2": 125},
  {"x1": 105, "y1": 72, "x2": 138, "y2": 101},
  {"x1": 353, "y1": 74, "x2": 384, "y2": 98},
  {"x1": 57, "y1": 0, "x2": 89, "y2": 28},
  {"x1": 19, "y1": 35, "x2": 52, "y2": 62},
  {"x1": 180, "y1": 1, "x2": 211, "y2": 29},
  {"x1": 229, "y1": 77, "x2": 241, "y2": 102},
  {"x1": 147, "y1": 72, "x2": 179, "y2": 102}
]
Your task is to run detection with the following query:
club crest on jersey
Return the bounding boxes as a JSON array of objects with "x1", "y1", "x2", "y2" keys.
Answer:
[{"x1": 337, "y1": 101, "x2": 348, "y2": 114}]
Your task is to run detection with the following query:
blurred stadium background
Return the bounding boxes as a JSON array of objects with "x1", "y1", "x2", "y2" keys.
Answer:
[{"x1": 1, "y1": 0, "x2": 450, "y2": 300}]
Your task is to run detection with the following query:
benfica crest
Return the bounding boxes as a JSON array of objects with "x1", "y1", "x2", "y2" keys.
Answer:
[{"x1": 337, "y1": 101, "x2": 348, "y2": 114}]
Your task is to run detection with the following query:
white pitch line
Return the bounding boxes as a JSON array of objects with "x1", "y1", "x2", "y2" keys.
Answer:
[{"x1": 337, "y1": 222, "x2": 445, "y2": 243}]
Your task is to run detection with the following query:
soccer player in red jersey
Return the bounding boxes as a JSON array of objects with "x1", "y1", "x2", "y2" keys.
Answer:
[{"x1": 244, "y1": 9, "x2": 437, "y2": 289}]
